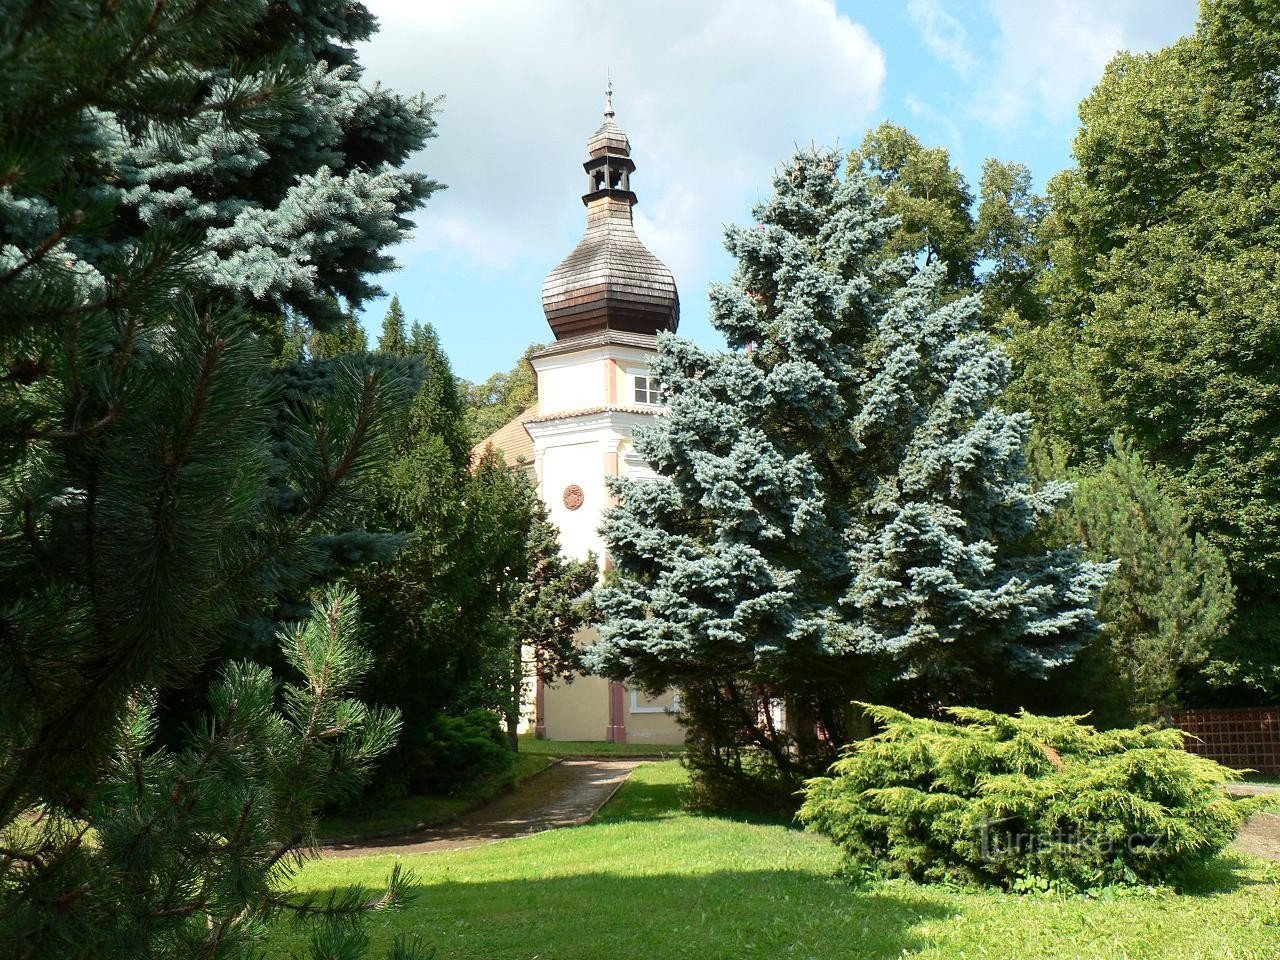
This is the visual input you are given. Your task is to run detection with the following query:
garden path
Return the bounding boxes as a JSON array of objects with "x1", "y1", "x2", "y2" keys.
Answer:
[
  {"x1": 321, "y1": 758, "x2": 643, "y2": 858},
  {"x1": 1225, "y1": 781, "x2": 1280, "y2": 862},
  {"x1": 1233, "y1": 813, "x2": 1280, "y2": 861}
]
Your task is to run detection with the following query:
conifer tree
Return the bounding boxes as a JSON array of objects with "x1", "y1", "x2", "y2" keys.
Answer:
[
  {"x1": 311, "y1": 307, "x2": 370, "y2": 358},
  {"x1": 0, "y1": 3, "x2": 435, "y2": 956},
  {"x1": 346, "y1": 324, "x2": 562, "y2": 789},
  {"x1": 498, "y1": 496, "x2": 598, "y2": 751},
  {"x1": 377, "y1": 295, "x2": 411, "y2": 357},
  {"x1": 346, "y1": 312, "x2": 594, "y2": 770},
  {"x1": 1035, "y1": 436, "x2": 1235, "y2": 725},
  {"x1": 589, "y1": 149, "x2": 1108, "y2": 787},
  {"x1": 405, "y1": 320, "x2": 469, "y2": 467},
  {"x1": 2, "y1": 590, "x2": 419, "y2": 960}
]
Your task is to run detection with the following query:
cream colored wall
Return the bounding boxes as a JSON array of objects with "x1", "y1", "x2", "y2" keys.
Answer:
[
  {"x1": 542, "y1": 674, "x2": 610, "y2": 742},
  {"x1": 615, "y1": 361, "x2": 647, "y2": 406},
  {"x1": 625, "y1": 686, "x2": 683, "y2": 744},
  {"x1": 532, "y1": 345, "x2": 659, "y2": 416}
]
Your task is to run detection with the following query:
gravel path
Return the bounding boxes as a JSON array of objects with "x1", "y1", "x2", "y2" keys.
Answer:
[
  {"x1": 1226, "y1": 782, "x2": 1280, "y2": 797},
  {"x1": 1225, "y1": 782, "x2": 1280, "y2": 861},
  {"x1": 322, "y1": 758, "x2": 642, "y2": 858},
  {"x1": 1233, "y1": 813, "x2": 1280, "y2": 861}
]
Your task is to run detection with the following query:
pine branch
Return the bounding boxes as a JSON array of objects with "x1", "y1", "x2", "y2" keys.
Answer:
[{"x1": 0, "y1": 211, "x2": 84, "y2": 288}]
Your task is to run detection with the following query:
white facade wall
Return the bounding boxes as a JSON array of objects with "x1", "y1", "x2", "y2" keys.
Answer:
[
  {"x1": 528, "y1": 343, "x2": 665, "y2": 567},
  {"x1": 524, "y1": 340, "x2": 683, "y2": 745}
]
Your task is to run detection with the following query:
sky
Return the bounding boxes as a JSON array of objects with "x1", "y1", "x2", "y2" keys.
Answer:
[{"x1": 353, "y1": 0, "x2": 1199, "y2": 384}]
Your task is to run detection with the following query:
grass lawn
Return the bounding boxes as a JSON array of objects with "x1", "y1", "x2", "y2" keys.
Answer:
[
  {"x1": 280, "y1": 762, "x2": 1280, "y2": 959},
  {"x1": 316, "y1": 753, "x2": 555, "y2": 841},
  {"x1": 1242, "y1": 772, "x2": 1280, "y2": 787},
  {"x1": 516, "y1": 734, "x2": 686, "y2": 758}
]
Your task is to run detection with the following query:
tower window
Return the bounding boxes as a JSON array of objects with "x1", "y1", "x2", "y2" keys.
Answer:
[{"x1": 634, "y1": 373, "x2": 661, "y2": 405}]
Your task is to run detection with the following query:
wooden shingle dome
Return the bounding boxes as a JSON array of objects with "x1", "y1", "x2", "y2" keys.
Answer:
[{"x1": 541, "y1": 85, "x2": 679, "y2": 340}]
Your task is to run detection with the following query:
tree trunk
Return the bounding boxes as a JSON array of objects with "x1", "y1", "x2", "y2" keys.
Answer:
[{"x1": 505, "y1": 637, "x2": 522, "y2": 752}]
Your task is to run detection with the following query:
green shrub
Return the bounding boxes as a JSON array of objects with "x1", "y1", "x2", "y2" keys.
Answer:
[
  {"x1": 682, "y1": 742, "x2": 797, "y2": 815},
  {"x1": 798, "y1": 705, "x2": 1250, "y2": 891},
  {"x1": 361, "y1": 709, "x2": 512, "y2": 801},
  {"x1": 406, "y1": 709, "x2": 512, "y2": 794}
]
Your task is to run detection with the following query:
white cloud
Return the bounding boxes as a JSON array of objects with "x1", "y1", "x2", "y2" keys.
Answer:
[
  {"x1": 978, "y1": 0, "x2": 1198, "y2": 127},
  {"x1": 358, "y1": 0, "x2": 885, "y2": 311},
  {"x1": 905, "y1": 94, "x2": 966, "y2": 159},
  {"x1": 907, "y1": 0, "x2": 976, "y2": 75}
]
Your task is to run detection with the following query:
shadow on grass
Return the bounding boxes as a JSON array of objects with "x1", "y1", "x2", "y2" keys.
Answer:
[
  {"x1": 592, "y1": 774, "x2": 807, "y2": 830},
  {"x1": 1174, "y1": 851, "x2": 1275, "y2": 897},
  {"x1": 591, "y1": 777, "x2": 688, "y2": 824},
  {"x1": 286, "y1": 869, "x2": 954, "y2": 960}
]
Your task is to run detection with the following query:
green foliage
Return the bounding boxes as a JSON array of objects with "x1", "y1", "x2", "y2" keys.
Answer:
[
  {"x1": 461, "y1": 342, "x2": 543, "y2": 445},
  {"x1": 404, "y1": 319, "x2": 469, "y2": 467},
  {"x1": 348, "y1": 317, "x2": 591, "y2": 785},
  {"x1": 319, "y1": 752, "x2": 553, "y2": 840},
  {"x1": 281, "y1": 759, "x2": 1280, "y2": 960},
  {"x1": 974, "y1": 158, "x2": 1050, "y2": 328},
  {"x1": 508, "y1": 500, "x2": 599, "y2": 686},
  {"x1": 850, "y1": 122, "x2": 1047, "y2": 326},
  {"x1": 678, "y1": 683, "x2": 796, "y2": 814},
  {"x1": 590, "y1": 147, "x2": 1107, "y2": 794},
  {"x1": 0, "y1": 2, "x2": 436, "y2": 956},
  {"x1": 397, "y1": 709, "x2": 511, "y2": 796},
  {"x1": 350, "y1": 368, "x2": 528, "y2": 793},
  {"x1": 312, "y1": 308, "x2": 370, "y2": 358},
  {"x1": 851, "y1": 123, "x2": 977, "y2": 288},
  {"x1": 0, "y1": 589, "x2": 421, "y2": 959},
  {"x1": 799, "y1": 705, "x2": 1250, "y2": 891},
  {"x1": 377, "y1": 296, "x2": 411, "y2": 358},
  {"x1": 1032, "y1": 435, "x2": 1235, "y2": 724},
  {"x1": 494, "y1": 495, "x2": 598, "y2": 750},
  {"x1": 517, "y1": 737, "x2": 686, "y2": 758},
  {"x1": 1012, "y1": 0, "x2": 1280, "y2": 695}
]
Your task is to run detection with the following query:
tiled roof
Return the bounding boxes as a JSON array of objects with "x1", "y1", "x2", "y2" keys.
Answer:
[
  {"x1": 541, "y1": 99, "x2": 678, "y2": 341},
  {"x1": 542, "y1": 196, "x2": 679, "y2": 339},
  {"x1": 470, "y1": 404, "x2": 538, "y2": 471},
  {"x1": 587, "y1": 116, "x2": 630, "y2": 158}
]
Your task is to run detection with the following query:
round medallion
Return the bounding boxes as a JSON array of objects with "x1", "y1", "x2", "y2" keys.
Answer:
[{"x1": 562, "y1": 484, "x2": 585, "y2": 511}]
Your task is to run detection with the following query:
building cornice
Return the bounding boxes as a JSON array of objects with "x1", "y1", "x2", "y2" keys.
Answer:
[
  {"x1": 530, "y1": 329, "x2": 660, "y2": 362},
  {"x1": 524, "y1": 404, "x2": 664, "y2": 427}
]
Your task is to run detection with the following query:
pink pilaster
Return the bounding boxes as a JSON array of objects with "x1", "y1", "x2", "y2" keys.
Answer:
[
  {"x1": 534, "y1": 676, "x2": 547, "y2": 739},
  {"x1": 606, "y1": 680, "x2": 627, "y2": 743}
]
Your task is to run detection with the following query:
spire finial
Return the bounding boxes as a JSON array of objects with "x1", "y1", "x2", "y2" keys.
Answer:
[{"x1": 604, "y1": 72, "x2": 614, "y2": 119}]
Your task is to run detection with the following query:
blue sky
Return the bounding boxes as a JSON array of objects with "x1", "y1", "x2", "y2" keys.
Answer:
[{"x1": 355, "y1": 1, "x2": 1198, "y2": 384}]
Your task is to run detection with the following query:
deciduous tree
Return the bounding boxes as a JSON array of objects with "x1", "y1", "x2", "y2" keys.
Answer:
[
  {"x1": 1016, "y1": 0, "x2": 1280, "y2": 698},
  {"x1": 461, "y1": 342, "x2": 543, "y2": 445}
]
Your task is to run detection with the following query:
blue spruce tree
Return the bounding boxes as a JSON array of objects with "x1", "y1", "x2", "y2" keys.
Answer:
[
  {"x1": 0, "y1": 4, "x2": 437, "y2": 955},
  {"x1": 114, "y1": 3, "x2": 440, "y2": 329},
  {"x1": 589, "y1": 149, "x2": 1109, "y2": 791}
]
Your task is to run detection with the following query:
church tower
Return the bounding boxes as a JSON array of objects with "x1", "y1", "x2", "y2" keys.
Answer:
[
  {"x1": 483, "y1": 84, "x2": 683, "y2": 744},
  {"x1": 540, "y1": 83, "x2": 679, "y2": 339}
]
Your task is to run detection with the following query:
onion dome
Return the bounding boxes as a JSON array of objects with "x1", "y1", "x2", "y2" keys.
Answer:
[{"x1": 541, "y1": 83, "x2": 679, "y2": 340}]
